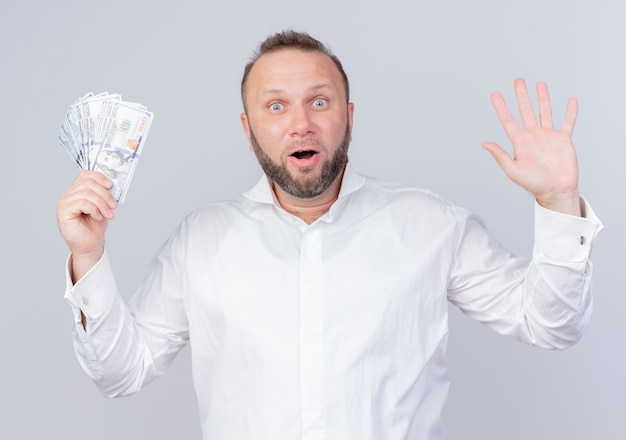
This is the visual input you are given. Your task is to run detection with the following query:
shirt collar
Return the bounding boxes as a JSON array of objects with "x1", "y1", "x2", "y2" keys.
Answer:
[{"x1": 243, "y1": 162, "x2": 366, "y2": 208}]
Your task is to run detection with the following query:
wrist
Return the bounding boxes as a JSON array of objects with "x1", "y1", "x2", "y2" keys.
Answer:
[
  {"x1": 70, "y1": 246, "x2": 104, "y2": 283},
  {"x1": 536, "y1": 191, "x2": 582, "y2": 217}
]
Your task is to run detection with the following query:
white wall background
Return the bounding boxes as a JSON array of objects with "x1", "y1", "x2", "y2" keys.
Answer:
[{"x1": 2, "y1": 0, "x2": 623, "y2": 438}]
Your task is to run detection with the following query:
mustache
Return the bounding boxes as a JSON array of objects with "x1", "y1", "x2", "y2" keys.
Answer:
[{"x1": 286, "y1": 138, "x2": 322, "y2": 154}]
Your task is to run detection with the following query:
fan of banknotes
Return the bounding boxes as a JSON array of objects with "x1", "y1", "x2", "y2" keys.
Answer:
[{"x1": 59, "y1": 92, "x2": 154, "y2": 204}]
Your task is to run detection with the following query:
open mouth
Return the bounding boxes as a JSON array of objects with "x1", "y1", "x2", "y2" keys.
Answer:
[{"x1": 291, "y1": 150, "x2": 317, "y2": 160}]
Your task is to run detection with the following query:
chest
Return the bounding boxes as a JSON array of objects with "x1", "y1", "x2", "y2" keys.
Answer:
[{"x1": 182, "y1": 210, "x2": 456, "y2": 360}]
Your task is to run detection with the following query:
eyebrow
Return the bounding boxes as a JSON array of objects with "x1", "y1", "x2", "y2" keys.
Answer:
[{"x1": 259, "y1": 83, "x2": 334, "y2": 96}]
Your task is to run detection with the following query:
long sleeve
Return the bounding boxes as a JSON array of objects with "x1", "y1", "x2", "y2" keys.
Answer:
[
  {"x1": 60, "y1": 167, "x2": 606, "y2": 439},
  {"x1": 447, "y1": 199, "x2": 603, "y2": 350},
  {"x1": 64, "y1": 230, "x2": 189, "y2": 397}
]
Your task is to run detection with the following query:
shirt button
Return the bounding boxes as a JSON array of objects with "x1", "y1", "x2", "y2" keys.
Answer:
[{"x1": 81, "y1": 296, "x2": 89, "y2": 306}]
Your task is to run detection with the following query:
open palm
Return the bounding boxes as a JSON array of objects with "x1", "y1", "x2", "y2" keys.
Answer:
[{"x1": 482, "y1": 78, "x2": 581, "y2": 216}]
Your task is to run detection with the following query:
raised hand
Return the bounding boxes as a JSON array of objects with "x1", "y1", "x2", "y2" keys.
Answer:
[
  {"x1": 57, "y1": 170, "x2": 118, "y2": 281},
  {"x1": 482, "y1": 78, "x2": 581, "y2": 216}
]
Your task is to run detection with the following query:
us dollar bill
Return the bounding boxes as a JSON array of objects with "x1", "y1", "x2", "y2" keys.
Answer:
[
  {"x1": 92, "y1": 101, "x2": 153, "y2": 204},
  {"x1": 59, "y1": 92, "x2": 154, "y2": 204}
]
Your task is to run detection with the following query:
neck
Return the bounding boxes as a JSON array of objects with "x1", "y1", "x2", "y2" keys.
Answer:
[{"x1": 272, "y1": 170, "x2": 344, "y2": 224}]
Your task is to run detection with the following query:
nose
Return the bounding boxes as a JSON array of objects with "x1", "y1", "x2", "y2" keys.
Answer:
[{"x1": 289, "y1": 105, "x2": 315, "y2": 136}]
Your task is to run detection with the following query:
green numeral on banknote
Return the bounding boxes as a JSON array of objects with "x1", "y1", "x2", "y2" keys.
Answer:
[{"x1": 120, "y1": 119, "x2": 131, "y2": 132}]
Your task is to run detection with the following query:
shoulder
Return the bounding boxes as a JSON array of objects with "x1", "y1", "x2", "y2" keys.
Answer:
[
  {"x1": 188, "y1": 194, "x2": 252, "y2": 220},
  {"x1": 357, "y1": 174, "x2": 469, "y2": 223},
  {"x1": 173, "y1": 195, "x2": 255, "y2": 237}
]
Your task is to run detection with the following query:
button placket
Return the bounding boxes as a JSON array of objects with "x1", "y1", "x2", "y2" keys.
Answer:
[{"x1": 299, "y1": 228, "x2": 326, "y2": 439}]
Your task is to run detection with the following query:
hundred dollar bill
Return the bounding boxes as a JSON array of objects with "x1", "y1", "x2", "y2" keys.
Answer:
[
  {"x1": 91, "y1": 100, "x2": 154, "y2": 204},
  {"x1": 59, "y1": 92, "x2": 154, "y2": 204},
  {"x1": 81, "y1": 92, "x2": 121, "y2": 169}
]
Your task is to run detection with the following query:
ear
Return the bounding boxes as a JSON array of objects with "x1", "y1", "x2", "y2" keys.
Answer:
[
  {"x1": 240, "y1": 113, "x2": 253, "y2": 151},
  {"x1": 347, "y1": 102, "x2": 355, "y2": 140}
]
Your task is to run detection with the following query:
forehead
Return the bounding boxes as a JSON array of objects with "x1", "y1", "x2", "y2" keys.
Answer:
[{"x1": 245, "y1": 49, "x2": 346, "y2": 99}]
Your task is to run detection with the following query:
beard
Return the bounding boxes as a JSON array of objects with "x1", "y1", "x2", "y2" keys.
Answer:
[{"x1": 249, "y1": 123, "x2": 351, "y2": 199}]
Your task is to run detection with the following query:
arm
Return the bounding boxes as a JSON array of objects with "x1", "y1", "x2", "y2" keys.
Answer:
[
  {"x1": 59, "y1": 171, "x2": 188, "y2": 396},
  {"x1": 447, "y1": 204, "x2": 602, "y2": 350},
  {"x1": 58, "y1": 171, "x2": 118, "y2": 328},
  {"x1": 482, "y1": 78, "x2": 582, "y2": 216},
  {"x1": 449, "y1": 79, "x2": 603, "y2": 348},
  {"x1": 65, "y1": 245, "x2": 189, "y2": 397}
]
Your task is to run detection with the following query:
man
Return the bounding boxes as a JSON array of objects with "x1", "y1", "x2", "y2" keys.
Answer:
[{"x1": 58, "y1": 31, "x2": 603, "y2": 439}]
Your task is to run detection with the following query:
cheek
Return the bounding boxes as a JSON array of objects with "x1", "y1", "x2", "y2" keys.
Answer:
[
  {"x1": 255, "y1": 126, "x2": 284, "y2": 149},
  {"x1": 255, "y1": 116, "x2": 289, "y2": 141},
  {"x1": 264, "y1": 123, "x2": 286, "y2": 139},
  {"x1": 321, "y1": 114, "x2": 348, "y2": 137},
  {"x1": 250, "y1": 119, "x2": 287, "y2": 156}
]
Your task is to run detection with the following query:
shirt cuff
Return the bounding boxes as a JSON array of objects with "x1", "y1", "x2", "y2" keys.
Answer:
[
  {"x1": 64, "y1": 250, "x2": 119, "y2": 320},
  {"x1": 534, "y1": 197, "x2": 604, "y2": 262}
]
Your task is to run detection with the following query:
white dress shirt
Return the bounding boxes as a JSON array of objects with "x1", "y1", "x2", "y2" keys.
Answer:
[{"x1": 65, "y1": 164, "x2": 603, "y2": 440}]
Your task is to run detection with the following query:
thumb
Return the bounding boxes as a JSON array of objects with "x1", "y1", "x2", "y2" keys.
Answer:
[{"x1": 481, "y1": 141, "x2": 515, "y2": 177}]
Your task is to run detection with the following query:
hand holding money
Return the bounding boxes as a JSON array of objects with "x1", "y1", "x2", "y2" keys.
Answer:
[
  {"x1": 59, "y1": 92, "x2": 154, "y2": 204},
  {"x1": 57, "y1": 92, "x2": 154, "y2": 281}
]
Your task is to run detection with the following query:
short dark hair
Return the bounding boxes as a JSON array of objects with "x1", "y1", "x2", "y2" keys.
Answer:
[{"x1": 241, "y1": 30, "x2": 350, "y2": 110}]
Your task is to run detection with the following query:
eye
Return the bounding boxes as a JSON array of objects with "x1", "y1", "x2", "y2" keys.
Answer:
[
  {"x1": 313, "y1": 98, "x2": 327, "y2": 108},
  {"x1": 269, "y1": 102, "x2": 283, "y2": 112}
]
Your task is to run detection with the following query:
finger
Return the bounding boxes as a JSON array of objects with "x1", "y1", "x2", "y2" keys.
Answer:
[
  {"x1": 76, "y1": 170, "x2": 113, "y2": 189},
  {"x1": 81, "y1": 188, "x2": 116, "y2": 220},
  {"x1": 561, "y1": 97, "x2": 578, "y2": 135},
  {"x1": 61, "y1": 182, "x2": 117, "y2": 220},
  {"x1": 536, "y1": 82, "x2": 553, "y2": 128},
  {"x1": 58, "y1": 194, "x2": 105, "y2": 223},
  {"x1": 490, "y1": 91, "x2": 522, "y2": 141},
  {"x1": 514, "y1": 78, "x2": 538, "y2": 129},
  {"x1": 481, "y1": 141, "x2": 517, "y2": 177},
  {"x1": 71, "y1": 171, "x2": 118, "y2": 210},
  {"x1": 62, "y1": 189, "x2": 116, "y2": 219},
  {"x1": 74, "y1": 199, "x2": 107, "y2": 222}
]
